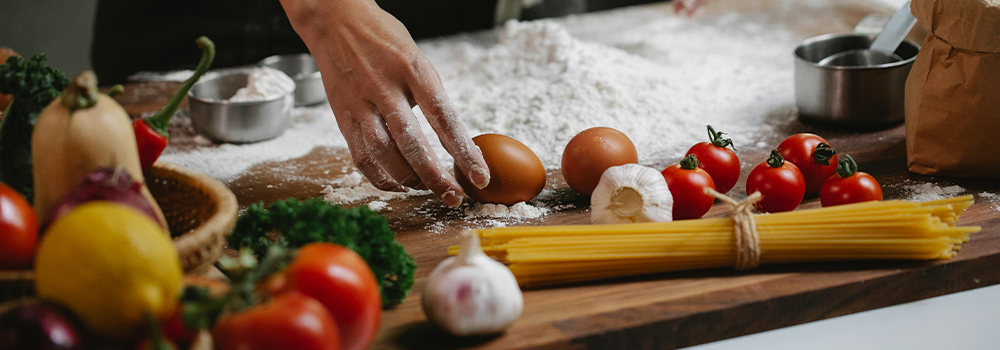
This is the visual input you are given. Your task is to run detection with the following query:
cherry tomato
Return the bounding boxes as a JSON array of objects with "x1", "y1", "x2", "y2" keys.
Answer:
[
  {"x1": 821, "y1": 155, "x2": 883, "y2": 207},
  {"x1": 662, "y1": 155, "x2": 716, "y2": 220},
  {"x1": 267, "y1": 243, "x2": 380, "y2": 350},
  {"x1": 213, "y1": 293, "x2": 340, "y2": 350},
  {"x1": 0, "y1": 182, "x2": 38, "y2": 269},
  {"x1": 685, "y1": 125, "x2": 740, "y2": 193},
  {"x1": 777, "y1": 133, "x2": 838, "y2": 195},
  {"x1": 746, "y1": 150, "x2": 805, "y2": 213}
]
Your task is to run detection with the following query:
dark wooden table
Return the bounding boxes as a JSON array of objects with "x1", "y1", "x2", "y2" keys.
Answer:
[{"x1": 116, "y1": 1, "x2": 1000, "y2": 349}]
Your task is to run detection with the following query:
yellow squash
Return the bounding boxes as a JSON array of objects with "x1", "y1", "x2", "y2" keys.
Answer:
[{"x1": 31, "y1": 71, "x2": 167, "y2": 230}]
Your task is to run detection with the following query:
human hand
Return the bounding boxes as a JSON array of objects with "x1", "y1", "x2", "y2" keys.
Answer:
[{"x1": 279, "y1": 0, "x2": 490, "y2": 207}]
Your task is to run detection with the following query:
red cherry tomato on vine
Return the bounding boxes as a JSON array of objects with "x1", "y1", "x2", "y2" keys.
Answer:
[
  {"x1": 266, "y1": 243, "x2": 380, "y2": 350},
  {"x1": 777, "y1": 133, "x2": 838, "y2": 195},
  {"x1": 685, "y1": 125, "x2": 740, "y2": 193},
  {"x1": 0, "y1": 183, "x2": 38, "y2": 269},
  {"x1": 662, "y1": 155, "x2": 716, "y2": 220},
  {"x1": 746, "y1": 150, "x2": 805, "y2": 213},
  {"x1": 820, "y1": 155, "x2": 883, "y2": 207},
  {"x1": 213, "y1": 293, "x2": 341, "y2": 350}
]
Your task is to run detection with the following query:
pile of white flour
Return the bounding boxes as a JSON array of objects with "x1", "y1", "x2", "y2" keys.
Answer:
[
  {"x1": 229, "y1": 67, "x2": 295, "y2": 102},
  {"x1": 423, "y1": 17, "x2": 794, "y2": 167},
  {"x1": 159, "y1": 8, "x2": 803, "y2": 219}
]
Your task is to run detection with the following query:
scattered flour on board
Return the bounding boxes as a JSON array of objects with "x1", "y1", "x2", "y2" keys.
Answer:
[
  {"x1": 979, "y1": 192, "x2": 1000, "y2": 213},
  {"x1": 902, "y1": 182, "x2": 967, "y2": 202},
  {"x1": 321, "y1": 183, "x2": 432, "y2": 205},
  {"x1": 157, "y1": 8, "x2": 802, "y2": 223},
  {"x1": 465, "y1": 202, "x2": 550, "y2": 219},
  {"x1": 366, "y1": 200, "x2": 390, "y2": 212}
]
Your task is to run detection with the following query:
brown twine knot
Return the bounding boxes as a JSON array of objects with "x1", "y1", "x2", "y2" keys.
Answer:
[{"x1": 704, "y1": 188, "x2": 763, "y2": 270}]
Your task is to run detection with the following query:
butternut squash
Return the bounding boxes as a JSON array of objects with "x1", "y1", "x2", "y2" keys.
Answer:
[{"x1": 31, "y1": 71, "x2": 167, "y2": 230}]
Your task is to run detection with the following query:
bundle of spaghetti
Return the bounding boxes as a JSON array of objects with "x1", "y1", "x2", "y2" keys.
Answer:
[{"x1": 448, "y1": 195, "x2": 979, "y2": 287}]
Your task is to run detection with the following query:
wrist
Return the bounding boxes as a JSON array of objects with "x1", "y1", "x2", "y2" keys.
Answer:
[{"x1": 279, "y1": 0, "x2": 377, "y2": 41}]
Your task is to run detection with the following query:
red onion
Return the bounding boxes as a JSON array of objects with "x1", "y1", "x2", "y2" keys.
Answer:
[
  {"x1": 41, "y1": 168, "x2": 163, "y2": 233},
  {"x1": 0, "y1": 301, "x2": 84, "y2": 350}
]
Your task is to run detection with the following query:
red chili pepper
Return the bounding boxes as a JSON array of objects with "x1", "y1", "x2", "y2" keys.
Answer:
[{"x1": 135, "y1": 36, "x2": 215, "y2": 171}]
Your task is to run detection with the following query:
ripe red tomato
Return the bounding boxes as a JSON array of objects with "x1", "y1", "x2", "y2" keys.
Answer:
[
  {"x1": 820, "y1": 155, "x2": 882, "y2": 207},
  {"x1": 662, "y1": 155, "x2": 716, "y2": 220},
  {"x1": 213, "y1": 293, "x2": 340, "y2": 350},
  {"x1": 777, "y1": 134, "x2": 838, "y2": 195},
  {"x1": 746, "y1": 150, "x2": 805, "y2": 213},
  {"x1": 268, "y1": 243, "x2": 380, "y2": 350},
  {"x1": 0, "y1": 182, "x2": 38, "y2": 269},
  {"x1": 685, "y1": 125, "x2": 740, "y2": 193}
]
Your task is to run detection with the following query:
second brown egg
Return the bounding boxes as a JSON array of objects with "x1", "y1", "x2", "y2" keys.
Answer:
[{"x1": 455, "y1": 134, "x2": 546, "y2": 205}]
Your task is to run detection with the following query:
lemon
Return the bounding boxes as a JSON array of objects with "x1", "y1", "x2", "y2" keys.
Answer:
[{"x1": 34, "y1": 202, "x2": 182, "y2": 340}]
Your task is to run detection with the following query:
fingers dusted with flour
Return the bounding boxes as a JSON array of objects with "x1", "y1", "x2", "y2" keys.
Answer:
[
  {"x1": 406, "y1": 58, "x2": 491, "y2": 191},
  {"x1": 334, "y1": 111, "x2": 405, "y2": 192},
  {"x1": 280, "y1": 0, "x2": 482, "y2": 206},
  {"x1": 374, "y1": 93, "x2": 467, "y2": 207}
]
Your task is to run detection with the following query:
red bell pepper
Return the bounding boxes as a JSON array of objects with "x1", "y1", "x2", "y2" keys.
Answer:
[{"x1": 134, "y1": 36, "x2": 215, "y2": 170}]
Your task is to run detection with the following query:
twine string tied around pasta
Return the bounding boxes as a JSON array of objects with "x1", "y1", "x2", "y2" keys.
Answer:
[{"x1": 704, "y1": 188, "x2": 763, "y2": 270}]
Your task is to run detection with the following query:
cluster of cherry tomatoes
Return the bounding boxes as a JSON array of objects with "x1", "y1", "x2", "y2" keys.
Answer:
[{"x1": 660, "y1": 126, "x2": 883, "y2": 220}]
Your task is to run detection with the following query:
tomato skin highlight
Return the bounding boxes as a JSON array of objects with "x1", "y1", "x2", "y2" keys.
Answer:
[
  {"x1": 269, "y1": 243, "x2": 381, "y2": 350},
  {"x1": 745, "y1": 152, "x2": 805, "y2": 213},
  {"x1": 820, "y1": 155, "x2": 883, "y2": 207},
  {"x1": 686, "y1": 142, "x2": 739, "y2": 193},
  {"x1": 661, "y1": 156, "x2": 717, "y2": 220},
  {"x1": 777, "y1": 134, "x2": 838, "y2": 195},
  {"x1": 0, "y1": 182, "x2": 38, "y2": 269},
  {"x1": 213, "y1": 293, "x2": 341, "y2": 350}
]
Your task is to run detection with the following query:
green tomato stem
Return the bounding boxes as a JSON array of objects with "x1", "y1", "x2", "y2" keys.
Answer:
[
  {"x1": 766, "y1": 149, "x2": 784, "y2": 168},
  {"x1": 836, "y1": 154, "x2": 859, "y2": 178},
  {"x1": 813, "y1": 142, "x2": 836, "y2": 166},
  {"x1": 680, "y1": 154, "x2": 700, "y2": 170}
]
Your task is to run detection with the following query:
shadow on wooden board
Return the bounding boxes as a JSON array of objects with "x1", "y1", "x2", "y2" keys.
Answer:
[{"x1": 391, "y1": 321, "x2": 505, "y2": 350}]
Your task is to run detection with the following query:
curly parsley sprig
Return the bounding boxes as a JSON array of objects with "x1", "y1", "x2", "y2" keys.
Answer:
[{"x1": 228, "y1": 198, "x2": 417, "y2": 307}]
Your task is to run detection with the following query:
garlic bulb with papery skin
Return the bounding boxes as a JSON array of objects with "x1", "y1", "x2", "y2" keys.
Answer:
[
  {"x1": 591, "y1": 164, "x2": 674, "y2": 224},
  {"x1": 422, "y1": 230, "x2": 523, "y2": 336}
]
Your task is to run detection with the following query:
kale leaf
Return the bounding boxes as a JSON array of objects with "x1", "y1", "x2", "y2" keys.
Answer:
[
  {"x1": 0, "y1": 54, "x2": 68, "y2": 201},
  {"x1": 229, "y1": 198, "x2": 417, "y2": 307}
]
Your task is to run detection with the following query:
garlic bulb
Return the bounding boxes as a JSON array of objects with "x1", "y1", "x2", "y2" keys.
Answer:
[
  {"x1": 422, "y1": 230, "x2": 523, "y2": 336},
  {"x1": 591, "y1": 164, "x2": 674, "y2": 224}
]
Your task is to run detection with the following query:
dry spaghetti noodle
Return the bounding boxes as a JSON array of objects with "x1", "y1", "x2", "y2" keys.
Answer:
[{"x1": 448, "y1": 196, "x2": 979, "y2": 287}]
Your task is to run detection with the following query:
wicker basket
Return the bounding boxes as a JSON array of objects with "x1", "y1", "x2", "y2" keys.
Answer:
[{"x1": 0, "y1": 161, "x2": 238, "y2": 301}]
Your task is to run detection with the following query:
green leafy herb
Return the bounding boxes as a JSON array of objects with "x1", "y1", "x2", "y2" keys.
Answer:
[
  {"x1": 228, "y1": 198, "x2": 417, "y2": 307},
  {"x1": 0, "y1": 54, "x2": 68, "y2": 200}
]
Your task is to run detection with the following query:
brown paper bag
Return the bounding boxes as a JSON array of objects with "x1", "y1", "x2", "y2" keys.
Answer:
[{"x1": 905, "y1": 0, "x2": 1000, "y2": 178}]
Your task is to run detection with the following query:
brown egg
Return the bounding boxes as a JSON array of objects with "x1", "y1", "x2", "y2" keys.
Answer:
[
  {"x1": 561, "y1": 127, "x2": 638, "y2": 196},
  {"x1": 456, "y1": 134, "x2": 546, "y2": 205}
]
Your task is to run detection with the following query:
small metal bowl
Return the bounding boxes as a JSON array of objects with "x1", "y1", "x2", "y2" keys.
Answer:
[
  {"x1": 794, "y1": 34, "x2": 920, "y2": 128},
  {"x1": 260, "y1": 54, "x2": 326, "y2": 106},
  {"x1": 187, "y1": 70, "x2": 293, "y2": 143}
]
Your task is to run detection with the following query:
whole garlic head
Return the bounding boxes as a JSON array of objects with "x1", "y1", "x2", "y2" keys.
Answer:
[
  {"x1": 591, "y1": 164, "x2": 674, "y2": 224},
  {"x1": 422, "y1": 230, "x2": 523, "y2": 336}
]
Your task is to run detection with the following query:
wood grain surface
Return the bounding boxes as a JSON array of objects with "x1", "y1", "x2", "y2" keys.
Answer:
[{"x1": 114, "y1": 1, "x2": 1000, "y2": 349}]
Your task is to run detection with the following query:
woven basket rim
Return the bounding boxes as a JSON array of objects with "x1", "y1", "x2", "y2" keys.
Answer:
[{"x1": 0, "y1": 161, "x2": 237, "y2": 284}]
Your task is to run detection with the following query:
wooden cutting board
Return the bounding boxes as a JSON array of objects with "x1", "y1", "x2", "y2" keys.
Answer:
[{"x1": 114, "y1": 1, "x2": 1000, "y2": 349}]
